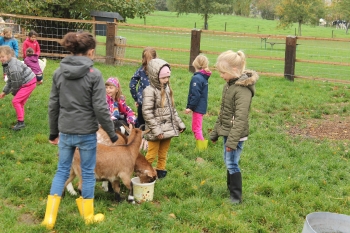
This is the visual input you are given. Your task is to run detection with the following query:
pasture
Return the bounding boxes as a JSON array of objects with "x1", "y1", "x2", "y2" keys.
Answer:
[{"x1": 0, "y1": 11, "x2": 349, "y2": 233}]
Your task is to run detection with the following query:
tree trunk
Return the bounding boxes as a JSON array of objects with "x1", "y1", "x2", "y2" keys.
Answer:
[
  {"x1": 204, "y1": 13, "x2": 208, "y2": 30},
  {"x1": 298, "y1": 20, "x2": 302, "y2": 36}
]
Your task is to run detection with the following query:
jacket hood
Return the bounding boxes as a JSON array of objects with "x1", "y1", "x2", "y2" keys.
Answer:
[
  {"x1": 229, "y1": 69, "x2": 259, "y2": 96},
  {"x1": 60, "y1": 56, "x2": 94, "y2": 80},
  {"x1": 147, "y1": 58, "x2": 170, "y2": 90}
]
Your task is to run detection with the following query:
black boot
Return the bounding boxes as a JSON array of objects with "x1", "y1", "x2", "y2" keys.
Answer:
[
  {"x1": 12, "y1": 121, "x2": 25, "y2": 131},
  {"x1": 156, "y1": 169, "x2": 167, "y2": 179},
  {"x1": 229, "y1": 172, "x2": 242, "y2": 204},
  {"x1": 226, "y1": 170, "x2": 230, "y2": 190}
]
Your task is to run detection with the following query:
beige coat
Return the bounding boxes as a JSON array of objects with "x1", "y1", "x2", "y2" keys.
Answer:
[{"x1": 142, "y1": 59, "x2": 186, "y2": 141}]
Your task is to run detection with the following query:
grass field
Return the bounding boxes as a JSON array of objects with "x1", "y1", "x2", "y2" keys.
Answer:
[{"x1": 0, "y1": 11, "x2": 349, "y2": 233}]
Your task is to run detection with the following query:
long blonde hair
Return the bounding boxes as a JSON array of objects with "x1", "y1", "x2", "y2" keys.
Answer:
[
  {"x1": 192, "y1": 54, "x2": 211, "y2": 73},
  {"x1": 160, "y1": 81, "x2": 175, "y2": 108},
  {"x1": 216, "y1": 50, "x2": 246, "y2": 77}
]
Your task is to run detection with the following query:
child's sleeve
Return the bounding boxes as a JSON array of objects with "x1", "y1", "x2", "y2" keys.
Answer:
[
  {"x1": 119, "y1": 97, "x2": 137, "y2": 124},
  {"x1": 186, "y1": 76, "x2": 202, "y2": 110},
  {"x1": 129, "y1": 69, "x2": 140, "y2": 102},
  {"x1": 22, "y1": 41, "x2": 27, "y2": 58},
  {"x1": 142, "y1": 88, "x2": 162, "y2": 136},
  {"x1": 36, "y1": 42, "x2": 41, "y2": 56},
  {"x1": 12, "y1": 39, "x2": 19, "y2": 57}
]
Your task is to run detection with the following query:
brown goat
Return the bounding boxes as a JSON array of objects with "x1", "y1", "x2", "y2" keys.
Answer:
[
  {"x1": 65, "y1": 127, "x2": 157, "y2": 196},
  {"x1": 64, "y1": 128, "x2": 147, "y2": 202}
]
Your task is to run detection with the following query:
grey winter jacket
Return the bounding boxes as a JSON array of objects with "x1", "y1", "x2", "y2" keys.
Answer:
[
  {"x1": 2, "y1": 57, "x2": 35, "y2": 95},
  {"x1": 48, "y1": 56, "x2": 116, "y2": 140},
  {"x1": 210, "y1": 70, "x2": 259, "y2": 150},
  {"x1": 142, "y1": 58, "x2": 186, "y2": 141}
]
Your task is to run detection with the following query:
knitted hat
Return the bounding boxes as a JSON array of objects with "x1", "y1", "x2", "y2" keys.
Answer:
[
  {"x1": 106, "y1": 77, "x2": 120, "y2": 88},
  {"x1": 159, "y1": 66, "x2": 171, "y2": 78}
]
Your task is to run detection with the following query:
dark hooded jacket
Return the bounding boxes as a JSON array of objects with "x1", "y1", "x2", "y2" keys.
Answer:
[
  {"x1": 210, "y1": 70, "x2": 259, "y2": 149},
  {"x1": 48, "y1": 55, "x2": 116, "y2": 140},
  {"x1": 142, "y1": 58, "x2": 186, "y2": 141}
]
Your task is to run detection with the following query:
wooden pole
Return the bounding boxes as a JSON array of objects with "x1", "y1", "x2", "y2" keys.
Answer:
[
  {"x1": 106, "y1": 22, "x2": 116, "y2": 65},
  {"x1": 189, "y1": 29, "x2": 201, "y2": 73},
  {"x1": 92, "y1": 16, "x2": 96, "y2": 37},
  {"x1": 284, "y1": 36, "x2": 297, "y2": 81}
]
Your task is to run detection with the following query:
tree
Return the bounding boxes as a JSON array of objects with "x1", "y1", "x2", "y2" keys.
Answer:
[
  {"x1": 0, "y1": 0, "x2": 155, "y2": 20},
  {"x1": 336, "y1": 0, "x2": 350, "y2": 34},
  {"x1": 275, "y1": 0, "x2": 325, "y2": 36},
  {"x1": 0, "y1": 0, "x2": 155, "y2": 56},
  {"x1": 256, "y1": 0, "x2": 280, "y2": 20},
  {"x1": 232, "y1": 0, "x2": 252, "y2": 17},
  {"x1": 171, "y1": 0, "x2": 233, "y2": 30}
]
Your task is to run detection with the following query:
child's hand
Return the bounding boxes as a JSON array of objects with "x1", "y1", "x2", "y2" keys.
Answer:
[
  {"x1": 0, "y1": 92, "x2": 6, "y2": 99},
  {"x1": 49, "y1": 137, "x2": 59, "y2": 145},
  {"x1": 135, "y1": 102, "x2": 139, "y2": 107},
  {"x1": 157, "y1": 134, "x2": 164, "y2": 139},
  {"x1": 179, "y1": 128, "x2": 185, "y2": 133},
  {"x1": 185, "y1": 108, "x2": 191, "y2": 114},
  {"x1": 226, "y1": 146, "x2": 234, "y2": 152}
]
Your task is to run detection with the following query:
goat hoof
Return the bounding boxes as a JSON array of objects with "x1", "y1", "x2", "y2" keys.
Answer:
[{"x1": 128, "y1": 195, "x2": 134, "y2": 202}]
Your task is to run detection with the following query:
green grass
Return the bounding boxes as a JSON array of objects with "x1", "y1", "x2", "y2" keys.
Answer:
[{"x1": 0, "y1": 59, "x2": 349, "y2": 232}]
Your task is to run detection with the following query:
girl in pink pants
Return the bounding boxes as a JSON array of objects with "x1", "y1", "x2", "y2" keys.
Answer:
[
  {"x1": 0, "y1": 45, "x2": 36, "y2": 131},
  {"x1": 185, "y1": 54, "x2": 211, "y2": 150}
]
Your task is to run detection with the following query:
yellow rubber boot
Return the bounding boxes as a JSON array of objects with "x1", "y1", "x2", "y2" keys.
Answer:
[
  {"x1": 196, "y1": 140, "x2": 208, "y2": 151},
  {"x1": 41, "y1": 194, "x2": 61, "y2": 230},
  {"x1": 76, "y1": 197, "x2": 105, "y2": 224}
]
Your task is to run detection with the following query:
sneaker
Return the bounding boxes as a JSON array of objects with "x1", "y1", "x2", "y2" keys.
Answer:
[{"x1": 12, "y1": 121, "x2": 25, "y2": 131}]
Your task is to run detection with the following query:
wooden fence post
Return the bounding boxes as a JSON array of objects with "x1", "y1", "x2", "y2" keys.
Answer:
[
  {"x1": 189, "y1": 29, "x2": 201, "y2": 73},
  {"x1": 284, "y1": 36, "x2": 297, "y2": 81},
  {"x1": 106, "y1": 22, "x2": 116, "y2": 65}
]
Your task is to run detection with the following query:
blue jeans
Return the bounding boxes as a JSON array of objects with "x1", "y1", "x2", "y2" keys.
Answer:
[
  {"x1": 50, "y1": 133, "x2": 97, "y2": 199},
  {"x1": 223, "y1": 136, "x2": 244, "y2": 174}
]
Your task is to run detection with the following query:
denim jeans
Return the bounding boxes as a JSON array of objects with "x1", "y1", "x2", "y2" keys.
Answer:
[
  {"x1": 50, "y1": 133, "x2": 97, "y2": 199},
  {"x1": 223, "y1": 136, "x2": 244, "y2": 174}
]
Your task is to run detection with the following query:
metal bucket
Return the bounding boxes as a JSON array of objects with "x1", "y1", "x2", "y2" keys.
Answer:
[{"x1": 302, "y1": 212, "x2": 350, "y2": 233}]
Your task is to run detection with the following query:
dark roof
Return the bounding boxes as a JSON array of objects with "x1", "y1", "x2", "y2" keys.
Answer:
[{"x1": 90, "y1": 11, "x2": 124, "y2": 21}]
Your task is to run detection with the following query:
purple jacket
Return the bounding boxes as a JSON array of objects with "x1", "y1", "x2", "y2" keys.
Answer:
[{"x1": 24, "y1": 54, "x2": 42, "y2": 75}]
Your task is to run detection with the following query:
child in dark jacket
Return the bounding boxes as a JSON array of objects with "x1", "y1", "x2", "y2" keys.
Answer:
[
  {"x1": 129, "y1": 47, "x2": 157, "y2": 127},
  {"x1": 24, "y1": 47, "x2": 43, "y2": 84},
  {"x1": 210, "y1": 50, "x2": 259, "y2": 204},
  {"x1": 0, "y1": 45, "x2": 36, "y2": 130},
  {"x1": 185, "y1": 54, "x2": 211, "y2": 150}
]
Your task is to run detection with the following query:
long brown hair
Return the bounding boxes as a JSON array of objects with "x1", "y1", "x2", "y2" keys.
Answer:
[
  {"x1": 60, "y1": 32, "x2": 96, "y2": 55},
  {"x1": 142, "y1": 47, "x2": 157, "y2": 75}
]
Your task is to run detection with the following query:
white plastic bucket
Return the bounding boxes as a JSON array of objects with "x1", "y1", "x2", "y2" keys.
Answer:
[
  {"x1": 301, "y1": 212, "x2": 350, "y2": 233},
  {"x1": 131, "y1": 177, "x2": 156, "y2": 203}
]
